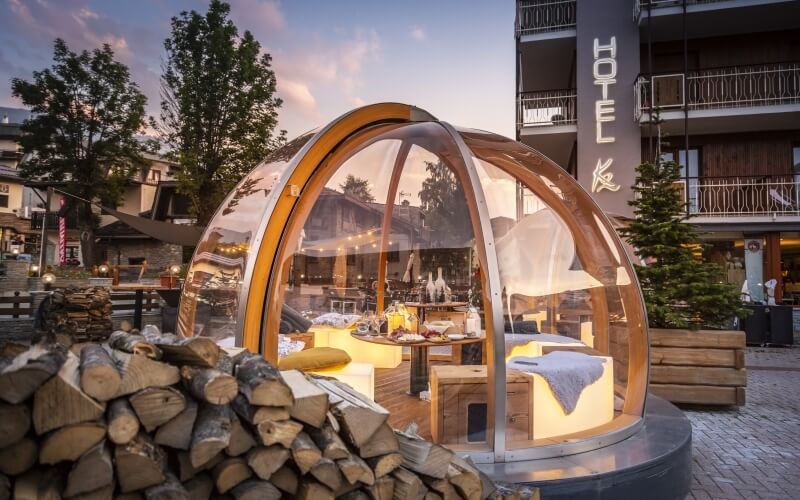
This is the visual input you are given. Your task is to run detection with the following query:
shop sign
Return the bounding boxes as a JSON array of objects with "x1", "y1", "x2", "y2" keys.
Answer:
[{"x1": 591, "y1": 37, "x2": 621, "y2": 194}]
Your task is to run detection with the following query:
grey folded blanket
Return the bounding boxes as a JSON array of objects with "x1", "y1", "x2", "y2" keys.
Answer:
[
  {"x1": 508, "y1": 351, "x2": 605, "y2": 415},
  {"x1": 525, "y1": 333, "x2": 584, "y2": 344}
]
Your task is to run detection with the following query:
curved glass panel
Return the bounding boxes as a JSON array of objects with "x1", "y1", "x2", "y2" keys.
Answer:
[
  {"x1": 269, "y1": 122, "x2": 491, "y2": 451},
  {"x1": 178, "y1": 133, "x2": 315, "y2": 340},
  {"x1": 460, "y1": 128, "x2": 647, "y2": 453}
]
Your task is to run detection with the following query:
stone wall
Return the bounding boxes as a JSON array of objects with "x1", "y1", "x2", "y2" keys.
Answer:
[
  {"x1": 0, "y1": 260, "x2": 30, "y2": 291},
  {"x1": 100, "y1": 240, "x2": 183, "y2": 273}
]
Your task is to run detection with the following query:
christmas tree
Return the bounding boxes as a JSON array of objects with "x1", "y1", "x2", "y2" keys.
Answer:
[{"x1": 620, "y1": 159, "x2": 746, "y2": 329}]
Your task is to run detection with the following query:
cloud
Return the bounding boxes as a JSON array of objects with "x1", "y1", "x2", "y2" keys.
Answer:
[
  {"x1": 409, "y1": 25, "x2": 426, "y2": 42},
  {"x1": 279, "y1": 79, "x2": 317, "y2": 114},
  {"x1": 229, "y1": 0, "x2": 286, "y2": 34}
]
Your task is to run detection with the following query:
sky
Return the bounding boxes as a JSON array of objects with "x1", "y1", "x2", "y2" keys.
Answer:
[{"x1": 0, "y1": 0, "x2": 515, "y2": 140}]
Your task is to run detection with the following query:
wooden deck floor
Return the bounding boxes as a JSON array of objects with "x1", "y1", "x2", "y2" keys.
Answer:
[{"x1": 375, "y1": 361, "x2": 442, "y2": 440}]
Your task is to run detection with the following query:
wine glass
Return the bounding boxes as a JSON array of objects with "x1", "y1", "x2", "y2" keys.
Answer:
[{"x1": 374, "y1": 312, "x2": 387, "y2": 336}]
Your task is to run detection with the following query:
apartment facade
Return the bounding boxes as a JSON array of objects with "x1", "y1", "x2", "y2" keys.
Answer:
[{"x1": 516, "y1": 0, "x2": 800, "y2": 303}]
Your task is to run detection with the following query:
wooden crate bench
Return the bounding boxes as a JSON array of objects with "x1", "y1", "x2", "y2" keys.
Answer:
[{"x1": 648, "y1": 328, "x2": 746, "y2": 406}]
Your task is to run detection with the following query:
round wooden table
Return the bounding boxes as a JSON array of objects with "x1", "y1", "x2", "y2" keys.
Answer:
[{"x1": 351, "y1": 332, "x2": 484, "y2": 395}]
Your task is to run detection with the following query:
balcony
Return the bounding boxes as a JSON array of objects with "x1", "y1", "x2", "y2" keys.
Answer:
[
  {"x1": 516, "y1": 0, "x2": 576, "y2": 38},
  {"x1": 517, "y1": 89, "x2": 577, "y2": 128},
  {"x1": 681, "y1": 175, "x2": 800, "y2": 218},
  {"x1": 635, "y1": 63, "x2": 800, "y2": 134}
]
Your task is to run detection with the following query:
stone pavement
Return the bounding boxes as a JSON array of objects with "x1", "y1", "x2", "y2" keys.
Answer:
[{"x1": 684, "y1": 346, "x2": 800, "y2": 499}]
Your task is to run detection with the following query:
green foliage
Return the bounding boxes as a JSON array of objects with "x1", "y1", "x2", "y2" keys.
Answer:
[
  {"x1": 340, "y1": 174, "x2": 375, "y2": 203},
  {"x1": 620, "y1": 159, "x2": 746, "y2": 329},
  {"x1": 418, "y1": 160, "x2": 472, "y2": 248},
  {"x1": 12, "y1": 39, "x2": 151, "y2": 266},
  {"x1": 156, "y1": 0, "x2": 286, "y2": 225}
]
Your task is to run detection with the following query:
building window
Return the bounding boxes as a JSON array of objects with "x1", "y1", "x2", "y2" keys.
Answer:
[
  {"x1": 148, "y1": 169, "x2": 161, "y2": 184},
  {"x1": 661, "y1": 149, "x2": 700, "y2": 213},
  {"x1": 0, "y1": 184, "x2": 8, "y2": 208}
]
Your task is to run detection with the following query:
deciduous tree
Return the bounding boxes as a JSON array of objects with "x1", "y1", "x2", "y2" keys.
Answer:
[
  {"x1": 12, "y1": 39, "x2": 150, "y2": 267},
  {"x1": 156, "y1": 0, "x2": 286, "y2": 225}
]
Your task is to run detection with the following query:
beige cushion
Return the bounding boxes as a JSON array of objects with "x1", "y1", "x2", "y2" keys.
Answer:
[{"x1": 278, "y1": 347, "x2": 352, "y2": 371}]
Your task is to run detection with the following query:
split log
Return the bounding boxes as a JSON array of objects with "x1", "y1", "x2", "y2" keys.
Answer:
[
  {"x1": 39, "y1": 420, "x2": 106, "y2": 464},
  {"x1": 340, "y1": 490, "x2": 370, "y2": 500},
  {"x1": 63, "y1": 441, "x2": 113, "y2": 497},
  {"x1": 395, "y1": 427, "x2": 453, "y2": 479},
  {"x1": 0, "y1": 343, "x2": 67, "y2": 404},
  {"x1": 79, "y1": 344, "x2": 121, "y2": 401},
  {"x1": 231, "y1": 393, "x2": 289, "y2": 425},
  {"x1": 392, "y1": 467, "x2": 427, "y2": 500},
  {"x1": 66, "y1": 483, "x2": 115, "y2": 500},
  {"x1": 358, "y1": 423, "x2": 399, "y2": 458},
  {"x1": 108, "y1": 331, "x2": 160, "y2": 359},
  {"x1": 0, "y1": 436, "x2": 37, "y2": 475},
  {"x1": 108, "y1": 398, "x2": 140, "y2": 445},
  {"x1": 338, "y1": 453, "x2": 375, "y2": 486},
  {"x1": 295, "y1": 479, "x2": 334, "y2": 500},
  {"x1": 129, "y1": 386, "x2": 186, "y2": 432},
  {"x1": 422, "y1": 476, "x2": 459, "y2": 500},
  {"x1": 310, "y1": 457, "x2": 344, "y2": 491},
  {"x1": 269, "y1": 465, "x2": 299, "y2": 496},
  {"x1": 110, "y1": 349, "x2": 180, "y2": 397},
  {"x1": 115, "y1": 492, "x2": 143, "y2": 500},
  {"x1": 255, "y1": 418, "x2": 302, "y2": 448},
  {"x1": 310, "y1": 424, "x2": 350, "y2": 460},
  {"x1": 155, "y1": 398, "x2": 198, "y2": 450},
  {"x1": 189, "y1": 404, "x2": 231, "y2": 468},
  {"x1": 366, "y1": 452, "x2": 403, "y2": 479},
  {"x1": 212, "y1": 457, "x2": 252, "y2": 494},
  {"x1": 0, "y1": 473, "x2": 9, "y2": 500},
  {"x1": 291, "y1": 431, "x2": 323, "y2": 474},
  {"x1": 246, "y1": 445, "x2": 290, "y2": 480},
  {"x1": 144, "y1": 473, "x2": 189, "y2": 500},
  {"x1": 181, "y1": 366, "x2": 237, "y2": 405},
  {"x1": 314, "y1": 377, "x2": 389, "y2": 448},
  {"x1": 182, "y1": 472, "x2": 213, "y2": 500},
  {"x1": 365, "y1": 476, "x2": 394, "y2": 500},
  {"x1": 176, "y1": 451, "x2": 223, "y2": 482},
  {"x1": 230, "y1": 479, "x2": 281, "y2": 500},
  {"x1": 33, "y1": 352, "x2": 106, "y2": 434},
  {"x1": 11, "y1": 467, "x2": 63, "y2": 500},
  {"x1": 446, "y1": 456, "x2": 483, "y2": 500},
  {"x1": 234, "y1": 353, "x2": 292, "y2": 406},
  {"x1": 0, "y1": 402, "x2": 30, "y2": 447},
  {"x1": 115, "y1": 432, "x2": 167, "y2": 493},
  {"x1": 226, "y1": 414, "x2": 256, "y2": 456},
  {"x1": 283, "y1": 369, "x2": 329, "y2": 427},
  {"x1": 140, "y1": 332, "x2": 220, "y2": 368}
]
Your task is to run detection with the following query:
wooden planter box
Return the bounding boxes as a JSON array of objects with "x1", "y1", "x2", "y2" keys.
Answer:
[{"x1": 649, "y1": 328, "x2": 746, "y2": 406}]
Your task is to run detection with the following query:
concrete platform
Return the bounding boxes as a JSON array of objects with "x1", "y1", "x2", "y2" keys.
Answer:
[{"x1": 479, "y1": 396, "x2": 692, "y2": 500}]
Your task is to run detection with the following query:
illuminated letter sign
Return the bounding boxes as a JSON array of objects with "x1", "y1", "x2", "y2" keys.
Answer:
[{"x1": 592, "y1": 37, "x2": 620, "y2": 193}]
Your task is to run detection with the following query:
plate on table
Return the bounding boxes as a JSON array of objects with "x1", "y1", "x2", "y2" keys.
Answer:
[{"x1": 447, "y1": 334, "x2": 466, "y2": 340}]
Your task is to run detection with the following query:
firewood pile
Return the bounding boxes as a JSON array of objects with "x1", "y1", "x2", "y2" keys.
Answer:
[
  {"x1": 42, "y1": 287, "x2": 113, "y2": 343},
  {"x1": 0, "y1": 327, "x2": 537, "y2": 500}
]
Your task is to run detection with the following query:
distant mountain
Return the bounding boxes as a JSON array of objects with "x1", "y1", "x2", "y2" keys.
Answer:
[{"x1": 0, "y1": 106, "x2": 33, "y2": 124}]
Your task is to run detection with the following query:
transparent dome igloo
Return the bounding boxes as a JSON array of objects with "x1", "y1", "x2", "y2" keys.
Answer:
[{"x1": 178, "y1": 103, "x2": 649, "y2": 462}]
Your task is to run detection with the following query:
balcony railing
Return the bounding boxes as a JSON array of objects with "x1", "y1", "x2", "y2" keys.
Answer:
[
  {"x1": 636, "y1": 63, "x2": 800, "y2": 119},
  {"x1": 517, "y1": 89, "x2": 577, "y2": 128},
  {"x1": 517, "y1": 0, "x2": 576, "y2": 36},
  {"x1": 30, "y1": 212, "x2": 80, "y2": 230},
  {"x1": 634, "y1": 0, "x2": 733, "y2": 19},
  {"x1": 680, "y1": 175, "x2": 800, "y2": 217}
]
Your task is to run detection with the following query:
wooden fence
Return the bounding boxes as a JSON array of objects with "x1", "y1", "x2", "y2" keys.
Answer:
[{"x1": 0, "y1": 290, "x2": 161, "y2": 318}]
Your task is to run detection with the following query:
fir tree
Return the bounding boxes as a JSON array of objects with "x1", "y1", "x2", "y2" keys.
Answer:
[{"x1": 620, "y1": 159, "x2": 746, "y2": 329}]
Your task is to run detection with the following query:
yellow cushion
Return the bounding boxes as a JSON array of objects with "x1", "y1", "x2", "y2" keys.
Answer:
[{"x1": 278, "y1": 347, "x2": 352, "y2": 371}]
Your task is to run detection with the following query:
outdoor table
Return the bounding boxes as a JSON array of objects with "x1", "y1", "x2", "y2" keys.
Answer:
[
  {"x1": 112, "y1": 284, "x2": 166, "y2": 330},
  {"x1": 351, "y1": 332, "x2": 484, "y2": 395}
]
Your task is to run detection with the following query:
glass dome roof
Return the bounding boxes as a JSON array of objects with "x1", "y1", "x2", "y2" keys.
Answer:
[{"x1": 178, "y1": 103, "x2": 649, "y2": 463}]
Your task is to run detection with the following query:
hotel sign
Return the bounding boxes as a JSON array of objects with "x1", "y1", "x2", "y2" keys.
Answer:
[
  {"x1": 591, "y1": 37, "x2": 620, "y2": 193},
  {"x1": 576, "y1": 0, "x2": 640, "y2": 216}
]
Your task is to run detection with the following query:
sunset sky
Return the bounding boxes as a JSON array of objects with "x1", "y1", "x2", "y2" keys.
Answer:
[{"x1": 0, "y1": 0, "x2": 515, "y2": 139}]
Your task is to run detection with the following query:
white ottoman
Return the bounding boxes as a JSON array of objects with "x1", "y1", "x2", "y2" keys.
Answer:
[{"x1": 309, "y1": 362, "x2": 375, "y2": 401}]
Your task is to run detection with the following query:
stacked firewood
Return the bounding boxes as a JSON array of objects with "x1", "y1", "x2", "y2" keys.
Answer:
[
  {"x1": 42, "y1": 287, "x2": 114, "y2": 343},
  {"x1": 0, "y1": 329, "x2": 536, "y2": 500}
]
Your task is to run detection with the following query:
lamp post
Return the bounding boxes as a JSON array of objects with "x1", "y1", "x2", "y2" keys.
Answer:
[{"x1": 41, "y1": 272, "x2": 56, "y2": 291}]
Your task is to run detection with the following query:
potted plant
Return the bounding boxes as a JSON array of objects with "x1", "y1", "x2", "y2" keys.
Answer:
[{"x1": 619, "y1": 156, "x2": 749, "y2": 406}]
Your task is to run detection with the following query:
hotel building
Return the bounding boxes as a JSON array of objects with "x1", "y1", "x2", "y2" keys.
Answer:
[{"x1": 515, "y1": 0, "x2": 800, "y2": 303}]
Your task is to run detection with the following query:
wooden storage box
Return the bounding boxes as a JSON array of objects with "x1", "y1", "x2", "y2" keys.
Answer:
[{"x1": 430, "y1": 365, "x2": 532, "y2": 446}]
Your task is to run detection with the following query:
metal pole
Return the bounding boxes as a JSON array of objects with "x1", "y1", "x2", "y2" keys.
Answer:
[{"x1": 38, "y1": 187, "x2": 52, "y2": 276}]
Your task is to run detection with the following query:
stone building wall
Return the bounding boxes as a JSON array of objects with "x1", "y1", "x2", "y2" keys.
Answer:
[{"x1": 100, "y1": 240, "x2": 184, "y2": 273}]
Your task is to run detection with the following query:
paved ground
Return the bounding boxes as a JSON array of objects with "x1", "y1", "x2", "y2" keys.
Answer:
[{"x1": 685, "y1": 346, "x2": 800, "y2": 500}]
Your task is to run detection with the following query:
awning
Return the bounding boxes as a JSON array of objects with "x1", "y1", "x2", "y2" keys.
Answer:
[{"x1": 100, "y1": 206, "x2": 205, "y2": 247}]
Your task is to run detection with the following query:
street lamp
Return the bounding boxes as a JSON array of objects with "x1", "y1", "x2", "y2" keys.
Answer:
[
  {"x1": 170, "y1": 265, "x2": 181, "y2": 275},
  {"x1": 41, "y1": 272, "x2": 56, "y2": 291},
  {"x1": 99, "y1": 264, "x2": 109, "y2": 276}
]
